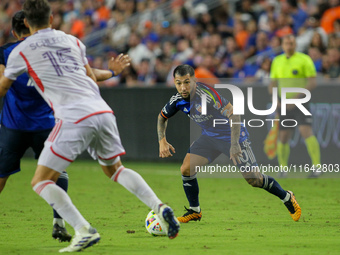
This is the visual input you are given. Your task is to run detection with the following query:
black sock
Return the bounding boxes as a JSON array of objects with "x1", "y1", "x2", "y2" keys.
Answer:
[
  {"x1": 53, "y1": 171, "x2": 69, "y2": 219},
  {"x1": 182, "y1": 175, "x2": 199, "y2": 208},
  {"x1": 261, "y1": 174, "x2": 287, "y2": 200}
]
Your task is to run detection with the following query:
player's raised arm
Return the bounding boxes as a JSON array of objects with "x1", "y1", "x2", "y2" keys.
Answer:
[
  {"x1": 85, "y1": 63, "x2": 97, "y2": 82},
  {"x1": 229, "y1": 114, "x2": 243, "y2": 165},
  {"x1": 157, "y1": 113, "x2": 176, "y2": 158},
  {"x1": 92, "y1": 54, "x2": 131, "y2": 82}
]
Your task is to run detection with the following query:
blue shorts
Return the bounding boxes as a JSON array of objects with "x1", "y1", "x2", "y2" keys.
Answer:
[
  {"x1": 0, "y1": 125, "x2": 52, "y2": 177},
  {"x1": 189, "y1": 135, "x2": 258, "y2": 169}
]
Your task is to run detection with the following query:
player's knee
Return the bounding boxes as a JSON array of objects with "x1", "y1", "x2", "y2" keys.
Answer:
[
  {"x1": 180, "y1": 164, "x2": 190, "y2": 176},
  {"x1": 31, "y1": 177, "x2": 39, "y2": 188}
]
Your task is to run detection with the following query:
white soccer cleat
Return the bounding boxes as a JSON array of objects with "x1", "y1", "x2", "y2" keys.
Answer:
[
  {"x1": 157, "y1": 204, "x2": 180, "y2": 239},
  {"x1": 59, "y1": 226, "x2": 100, "y2": 253}
]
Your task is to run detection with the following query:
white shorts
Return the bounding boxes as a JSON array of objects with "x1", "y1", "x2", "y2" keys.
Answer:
[{"x1": 38, "y1": 113, "x2": 125, "y2": 173}]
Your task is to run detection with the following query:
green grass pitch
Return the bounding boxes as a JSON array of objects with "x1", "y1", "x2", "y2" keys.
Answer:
[{"x1": 1, "y1": 158, "x2": 339, "y2": 255}]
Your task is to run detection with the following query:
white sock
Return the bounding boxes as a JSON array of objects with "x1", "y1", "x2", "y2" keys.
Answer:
[
  {"x1": 190, "y1": 206, "x2": 200, "y2": 213},
  {"x1": 53, "y1": 218, "x2": 65, "y2": 228},
  {"x1": 281, "y1": 192, "x2": 291, "y2": 203},
  {"x1": 112, "y1": 166, "x2": 162, "y2": 213},
  {"x1": 33, "y1": 180, "x2": 90, "y2": 231}
]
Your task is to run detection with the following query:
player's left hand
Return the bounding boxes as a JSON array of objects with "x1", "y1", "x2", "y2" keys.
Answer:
[
  {"x1": 230, "y1": 143, "x2": 243, "y2": 165},
  {"x1": 108, "y1": 53, "x2": 131, "y2": 76}
]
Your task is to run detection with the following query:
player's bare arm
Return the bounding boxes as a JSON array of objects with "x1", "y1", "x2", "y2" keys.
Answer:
[
  {"x1": 229, "y1": 114, "x2": 243, "y2": 165},
  {"x1": 85, "y1": 63, "x2": 97, "y2": 82},
  {"x1": 92, "y1": 54, "x2": 131, "y2": 82},
  {"x1": 0, "y1": 76, "x2": 14, "y2": 97},
  {"x1": 157, "y1": 114, "x2": 176, "y2": 158}
]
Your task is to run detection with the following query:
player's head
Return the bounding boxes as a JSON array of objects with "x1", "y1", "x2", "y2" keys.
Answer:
[
  {"x1": 12, "y1": 11, "x2": 30, "y2": 39},
  {"x1": 282, "y1": 34, "x2": 296, "y2": 56},
  {"x1": 173, "y1": 64, "x2": 196, "y2": 99},
  {"x1": 23, "y1": 0, "x2": 52, "y2": 29}
]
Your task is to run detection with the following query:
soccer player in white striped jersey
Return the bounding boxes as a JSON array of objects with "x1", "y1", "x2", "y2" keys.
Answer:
[{"x1": 0, "y1": 0, "x2": 179, "y2": 252}]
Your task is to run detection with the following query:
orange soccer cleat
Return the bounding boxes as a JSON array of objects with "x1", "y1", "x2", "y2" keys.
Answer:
[
  {"x1": 284, "y1": 191, "x2": 301, "y2": 221},
  {"x1": 177, "y1": 207, "x2": 202, "y2": 223}
]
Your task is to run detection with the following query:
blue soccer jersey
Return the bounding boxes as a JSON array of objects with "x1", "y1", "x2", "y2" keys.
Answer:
[
  {"x1": 0, "y1": 40, "x2": 55, "y2": 131},
  {"x1": 160, "y1": 82, "x2": 249, "y2": 142}
]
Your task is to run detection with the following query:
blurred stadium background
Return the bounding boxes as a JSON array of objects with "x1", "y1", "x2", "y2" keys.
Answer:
[{"x1": 0, "y1": 0, "x2": 339, "y2": 167}]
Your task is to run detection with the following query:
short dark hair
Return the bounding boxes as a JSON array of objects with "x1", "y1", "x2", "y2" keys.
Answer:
[
  {"x1": 287, "y1": 0, "x2": 298, "y2": 8},
  {"x1": 12, "y1": 11, "x2": 30, "y2": 36},
  {"x1": 23, "y1": 0, "x2": 51, "y2": 28},
  {"x1": 173, "y1": 64, "x2": 195, "y2": 78}
]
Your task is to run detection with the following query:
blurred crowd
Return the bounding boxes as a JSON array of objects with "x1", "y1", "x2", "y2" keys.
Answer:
[{"x1": 1, "y1": 0, "x2": 340, "y2": 87}]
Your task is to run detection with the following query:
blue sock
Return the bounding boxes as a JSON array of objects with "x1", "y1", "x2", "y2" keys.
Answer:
[
  {"x1": 53, "y1": 171, "x2": 69, "y2": 219},
  {"x1": 261, "y1": 174, "x2": 287, "y2": 200},
  {"x1": 182, "y1": 175, "x2": 199, "y2": 208}
]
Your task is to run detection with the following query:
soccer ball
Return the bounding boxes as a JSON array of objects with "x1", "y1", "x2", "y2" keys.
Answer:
[{"x1": 145, "y1": 210, "x2": 167, "y2": 236}]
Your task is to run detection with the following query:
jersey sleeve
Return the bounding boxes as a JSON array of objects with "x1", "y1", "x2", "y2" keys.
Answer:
[
  {"x1": 219, "y1": 95, "x2": 233, "y2": 118},
  {"x1": 4, "y1": 47, "x2": 27, "y2": 81},
  {"x1": 200, "y1": 83, "x2": 234, "y2": 118},
  {"x1": 68, "y1": 35, "x2": 88, "y2": 66},
  {"x1": 211, "y1": 90, "x2": 233, "y2": 118},
  {"x1": 160, "y1": 94, "x2": 180, "y2": 119},
  {"x1": 304, "y1": 55, "x2": 317, "y2": 78}
]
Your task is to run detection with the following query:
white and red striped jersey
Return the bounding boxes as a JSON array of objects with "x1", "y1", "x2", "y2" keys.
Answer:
[{"x1": 4, "y1": 28, "x2": 112, "y2": 123}]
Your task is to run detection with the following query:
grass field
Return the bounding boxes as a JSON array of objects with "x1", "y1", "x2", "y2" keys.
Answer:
[{"x1": 1, "y1": 158, "x2": 339, "y2": 255}]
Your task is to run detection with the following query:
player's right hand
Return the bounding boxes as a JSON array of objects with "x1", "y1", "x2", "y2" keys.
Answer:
[
  {"x1": 159, "y1": 140, "x2": 176, "y2": 158},
  {"x1": 108, "y1": 53, "x2": 131, "y2": 76}
]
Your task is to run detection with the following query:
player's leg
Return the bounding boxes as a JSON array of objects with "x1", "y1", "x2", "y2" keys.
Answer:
[
  {"x1": 52, "y1": 171, "x2": 72, "y2": 242},
  {"x1": 0, "y1": 125, "x2": 33, "y2": 194},
  {"x1": 31, "y1": 128, "x2": 71, "y2": 242},
  {"x1": 95, "y1": 113, "x2": 179, "y2": 238},
  {"x1": 299, "y1": 125, "x2": 321, "y2": 177},
  {"x1": 238, "y1": 139, "x2": 301, "y2": 221},
  {"x1": 177, "y1": 153, "x2": 208, "y2": 223},
  {"x1": 31, "y1": 164, "x2": 100, "y2": 253},
  {"x1": 177, "y1": 135, "x2": 220, "y2": 223},
  {"x1": 277, "y1": 107, "x2": 296, "y2": 177},
  {"x1": 100, "y1": 157, "x2": 179, "y2": 239},
  {"x1": 33, "y1": 120, "x2": 103, "y2": 252},
  {"x1": 277, "y1": 128, "x2": 293, "y2": 177}
]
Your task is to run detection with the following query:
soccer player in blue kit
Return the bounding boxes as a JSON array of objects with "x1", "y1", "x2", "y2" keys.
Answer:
[{"x1": 158, "y1": 64, "x2": 302, "y2": 223}]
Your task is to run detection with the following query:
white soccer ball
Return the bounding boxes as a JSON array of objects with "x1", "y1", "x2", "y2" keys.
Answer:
[{"x1": 145, "y1": 210, "x2": 167, "y2": 236}]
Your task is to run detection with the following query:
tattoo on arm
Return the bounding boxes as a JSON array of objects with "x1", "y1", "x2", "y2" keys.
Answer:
[
  {"x1": 157, "y1": 114, "x2": 168, "y2": 141},
  {"x1": 230, "y1": 114, "x2": 241, "y2": 145}
]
